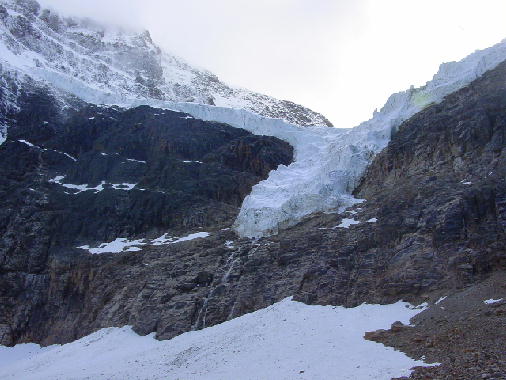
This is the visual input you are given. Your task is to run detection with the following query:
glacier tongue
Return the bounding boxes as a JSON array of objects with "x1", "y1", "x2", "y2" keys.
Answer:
[
  {"x1": 164, "y1": 103, "x2": 379, "y2": 237},
  {"x1": 162, "y1": 39, "x2": 506, "y2": 237}
]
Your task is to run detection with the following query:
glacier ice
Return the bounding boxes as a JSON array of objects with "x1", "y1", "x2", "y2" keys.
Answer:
[
  {"x1": 0, "y1": 2, "x2": 328, "y2": 126},
  {"x1": 162, "y1": 38, "x2": 506, "y2": 237}
]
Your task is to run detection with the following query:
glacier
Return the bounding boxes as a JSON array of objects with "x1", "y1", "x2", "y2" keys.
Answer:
[
  {"x1": 167, "y1": 38, "x2": 506, "y2": 237},
  {"x1": 0, "y1": 0, "x2": 329, "y2": 126},
  {"x1": 1, "y1": 1, "x2": 506, "y2": 237}
]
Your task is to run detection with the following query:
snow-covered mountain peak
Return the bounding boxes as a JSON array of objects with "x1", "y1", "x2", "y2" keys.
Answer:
[{"x1": 0, "y1": 0, "x2": 331, "y2": 126}]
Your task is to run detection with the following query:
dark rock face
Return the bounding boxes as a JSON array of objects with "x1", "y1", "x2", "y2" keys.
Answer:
[
  {"x1": 0, "y1": 87, "x2": 293, "y2": 345},
  {"x1": 1, "y1": 59, "x2": 505, "y2": 350}
]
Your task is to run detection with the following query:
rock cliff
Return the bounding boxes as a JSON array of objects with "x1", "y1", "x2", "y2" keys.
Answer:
[{"x1": 2, "y1": 56, "x2": 504, "y2": 351}]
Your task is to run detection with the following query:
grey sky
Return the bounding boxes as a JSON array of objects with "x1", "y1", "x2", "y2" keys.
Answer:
[{"x1": 38, "y1": 0, "x2": 506, "y2": 127}]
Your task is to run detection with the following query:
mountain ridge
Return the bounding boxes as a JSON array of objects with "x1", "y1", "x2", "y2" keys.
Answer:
[{"x1": 0, "y1": 0, "x2": 332, "y2": 132}]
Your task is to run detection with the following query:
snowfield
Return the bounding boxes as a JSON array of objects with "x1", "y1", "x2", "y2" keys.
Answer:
[{"x1": 0, "y1": 298, "x2": 435, "y2": 380}]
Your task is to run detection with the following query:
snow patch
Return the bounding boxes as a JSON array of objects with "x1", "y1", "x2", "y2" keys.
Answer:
[
  {"x1": 435, "y1": 296, "x2": 447, "y2": 305},
  {"x1": 484, "y1": 298, "x2": 503, "y2": 305},
  {"x1": 0, "y1": 298, "x2": 436, "y2": 380},
  {"x1": 17, "y1": 140, "x2": 77, "y2": 161},
  {"x1": 150, "y1": 231, "x2": 210, "y2": 246},
  {"x1": 150, "y1": 233, "x2": 175, "y2": 246},
  {"x1": 0, "y1": 124, "x2": 7, "y2": 145},
  {"x1": 367, "y1": 217, "x2": 378, "y2": 223},
  {"x1": 336, "y1": 218, "x2": 361, "y2": 229},
  {"x1": 49, "y1": 176, "x2": 137, "y2": 193},
  {"x1": 18, "y1": 139, "x2": 35, "y2": 147},
  {"x1": 126, "y1": 158, "x2": 147, "y2": 164},
  {"x1": 78, "y1": 238, "x2": 146, "y2": 254},
  {"x1": 169, "y1": 232, "x2": 210, "y2": 244}
]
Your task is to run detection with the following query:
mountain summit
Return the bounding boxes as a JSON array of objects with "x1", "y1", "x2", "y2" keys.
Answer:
[{"x1": 0, "y1": 0, "x2": 331, "y2": 129}]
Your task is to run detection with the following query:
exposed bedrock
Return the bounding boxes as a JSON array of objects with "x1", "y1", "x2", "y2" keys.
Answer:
[{"x1": 0, "y1": 87, "x2": 294, "y2": 345}]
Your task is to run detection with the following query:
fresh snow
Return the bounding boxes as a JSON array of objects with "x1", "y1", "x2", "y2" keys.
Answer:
[
  {"x1": 336, "y1": 218, "x2": 361, "y2": 229},
  {"x1": 0, "y1": 298, "x2": 436, "y2": 380},
  {"x1": 484, "y1": 298, "x2": 504, "y2": 305}
]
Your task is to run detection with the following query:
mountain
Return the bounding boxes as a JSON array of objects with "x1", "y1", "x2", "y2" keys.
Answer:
[
  {"x1": 1, "y1": 0, "x2": 506, "y2": 379},
  {"x1": 0, "y1": 0, "x2": 331, "y2": 133}
]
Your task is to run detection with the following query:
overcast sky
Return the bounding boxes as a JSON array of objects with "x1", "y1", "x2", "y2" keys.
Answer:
[{"x1": 38, "y1": 0, "x2": 506, "y2": 128}]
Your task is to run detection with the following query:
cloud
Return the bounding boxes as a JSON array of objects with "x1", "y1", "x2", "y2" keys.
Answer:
[{"x1": 38, "y1": 0, "x2": 506, "y2": 127}]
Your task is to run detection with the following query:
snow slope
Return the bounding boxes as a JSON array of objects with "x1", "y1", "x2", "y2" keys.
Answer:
[{"x1": 0, "y1": 298, "x2": 435, "y2": 380}]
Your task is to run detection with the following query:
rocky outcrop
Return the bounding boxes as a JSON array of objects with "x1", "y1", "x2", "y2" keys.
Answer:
[
  {"x1": 366, "y1": 272, "x2": 506, "y2": 379},
  {"x1": 0, "y1": 86, "x2": 294, "y2": 345}
]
